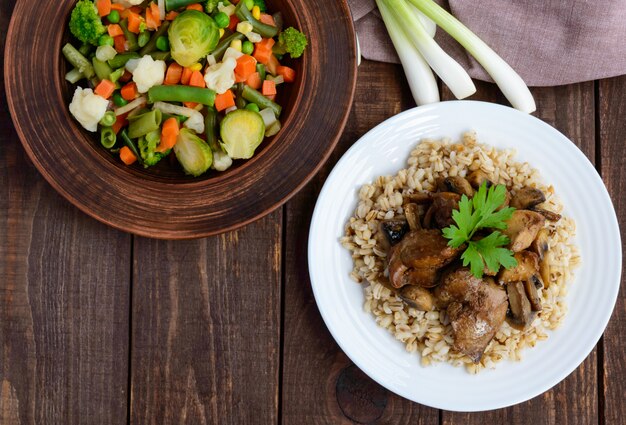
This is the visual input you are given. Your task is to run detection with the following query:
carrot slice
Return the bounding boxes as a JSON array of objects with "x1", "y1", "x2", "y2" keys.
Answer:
[
  {"x1": 127, "y1": 11, "x2": 142, "y2": 34},
  {"x1": 164, "y1": 62, "x2": 183, "y2": 85},
  {"x1": 96, "y1": 0, "x2": 112, "y2": 17},
  {"x1": 186, "y1": 3, "x2": 203, "y2": 11},
  {"x1": 108, "y1": 24, "x2": 124, "y2": 37},
  {"x1": 214, "y1": 90, "x2": 235, "y2": 112},
  {"x1": 94, "y1": 79, "x2": 116, "y2": 99},
  {"x1": 156, "y1": 117, "x2": 179, "y2": 152},
  {"x1": 234, "y1": 55, "x2": 257, "y2": 82},
  {"x1": 113, "y1": 35, "x2": 127, "y2": 53},
  {"x1": 180, "y1": 67, "x2": 193, "y2": 85},
  {"x1": 252, "y1": 38, "x2": 275, "y2": 65},
  {"x1": 188, "y1": 70, "x2": 205, "y2": 88},
  {"x1": 262, "y1": 80, "x2": 276, "y2": 96},
  {"x1": 110, "y1": 3, "x2": 125, "y2": 11},
  {"x1": 150, "y1": 1, "x2": 161, "y2": 21},
  {"x1": 145, "y1": 7, "x2": 160, "y2": 30},
  {"x1": 119, "y1": 146, "x2": 137, "y2": 165},
  {"x1": 266, "y1": 54, "x2": 280, "y2": 76},
  {"x1": 165, "y1": 11, "x2": 179, "y2": 20},
  {"x1": 183, "y1": 101, "x2": 199, "y2": 109},
  {"x1": 228, "y1": 15, "x2": 240, "y2": 31},
  {"x1": 245, "y1": 72, "x2": 262, "y2": 90},
  {"x1": 276, "y1": 65, "x2": 296, "y2": 83},
  {"x1": 120, "y1": 82, "x2": 138, "y2": 101},
  {"x1": 112, "y1": 114, "x2": 128, "y2": 134},
  {"x1": 259, "y1": 13, "x2": 275, "y2": 26}
]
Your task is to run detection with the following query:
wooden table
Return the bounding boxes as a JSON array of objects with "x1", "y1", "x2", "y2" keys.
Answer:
[{"x1": 1, "y1": 2, "x2": 625, "y2": 423}]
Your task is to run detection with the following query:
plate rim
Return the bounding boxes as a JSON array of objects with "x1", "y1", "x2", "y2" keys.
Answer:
[{"x1": 308, "y1": 100, "x2": 622, "y2": 411}]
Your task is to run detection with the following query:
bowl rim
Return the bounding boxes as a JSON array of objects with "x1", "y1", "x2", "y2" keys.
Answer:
[{"x1": 5, "y1": 0, "x2": 359, "y2": 239}]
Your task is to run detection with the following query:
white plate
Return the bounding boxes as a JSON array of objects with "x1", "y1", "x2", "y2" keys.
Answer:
[{"x1": 308, "y1": 101, "x2": 621, "y2": 412}]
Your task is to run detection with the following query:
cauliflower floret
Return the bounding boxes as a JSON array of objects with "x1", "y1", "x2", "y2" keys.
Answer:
[
  {"x1": 204, "y1": 57, "x2": 236, "y2": 95},
  {"x1": 131, "y1": 55, "x2": 166, "y2": 93},
  {"x1": 68, "y1": 87, "x2": 109, "y2": 132},
  {"x1": 112, "y1": 0, "x2": 143, "y2": 7},
  {"x1": 212, "y1": 150, "x2": 233, "y2": 171}
]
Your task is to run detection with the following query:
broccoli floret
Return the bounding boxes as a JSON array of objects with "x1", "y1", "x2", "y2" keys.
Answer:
[
  {"x1": 138, "y1": 134, "x2": 169, "y2": 167},
  {"x1": 69, "y1": 0, "x2": 106, "y2": 46},
  {"x1": 274, "y1": 27, "x2": 308, "y2": 59},
  {"x1": 205, "y1": 0, "x2": 217, "y2": 13},
  {"x1": 253, "y1": 0, "x2": 266, "y2": 12}
]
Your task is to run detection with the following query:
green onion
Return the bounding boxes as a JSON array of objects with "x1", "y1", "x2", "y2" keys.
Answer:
[
  {"x1": 100, "y1": 127, "x2": 117, "y2": 149},
  {"x1": 62, "y1": 43, "x2": 95, "y2": 79},
  {"x1": 99, "y1": 111, "x2": 117, "y2": 127},
  {"x1": 128, "y1": 109, "x2": 163, "y2": 139},
  {"x1": 407, "y1": 0, "x2": 536, "y2": 113},
  {"x1": 376, "y1": 0, "x2": 438, "y2": 105}
]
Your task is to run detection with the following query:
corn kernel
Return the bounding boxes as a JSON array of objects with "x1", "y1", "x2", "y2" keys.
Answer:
[
  {"x1": 230, "y1": 39, "x2": 242, "y2": 51},
  {"x1": 236, "y1": 21, "x2": 254, "y2": 35},
  {"x1": 219, "y1": 28, "x2": 225, "y2": 38},
  {"x1": 188, "y1": 63, "x2": 203, "y2": 72},
  {"x1": 252, "y1": 5, "x2": 261, "y2": 20}
]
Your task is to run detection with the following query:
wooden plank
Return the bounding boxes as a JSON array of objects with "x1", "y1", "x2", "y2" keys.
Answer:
[
  {"x1": 129, "y1": 211, "x2": 282, "y2": 424},
  {"x1": 440, "y1": 82, "x2": 598, "y2": 423},
  {"x1": 0, "y1": 1, "x2": 131, "y2": 424},
  {"x1": 281, "y1": 60, "x2": 439, "y2": 424},
  {"x1": 598, "y1": 75, "x2": 626, "y2": 425}
]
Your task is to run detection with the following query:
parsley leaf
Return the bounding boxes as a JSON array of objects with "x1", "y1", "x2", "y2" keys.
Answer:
[{"x1": 442, "y1": 182, "x2": 518, "y2": 278}]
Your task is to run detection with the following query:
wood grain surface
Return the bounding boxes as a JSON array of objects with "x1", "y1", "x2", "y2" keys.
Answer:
[
  {"x1": 1, "y1": 1, "x2": 625, "y2": 421},
  {"x1": 598, "y1": 75, "x2": 626, "y2": 425},
  {"x1": 4, "y1": 0, "x2": 357, "y2": 239}
]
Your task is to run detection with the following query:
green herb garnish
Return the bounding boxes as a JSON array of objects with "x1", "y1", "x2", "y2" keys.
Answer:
[{"x1": 442, "y1": 182, "x2": 518, "y2": 278}]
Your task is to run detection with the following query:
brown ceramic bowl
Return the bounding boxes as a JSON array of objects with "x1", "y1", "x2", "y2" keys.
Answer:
[{"x1": 5, "y1": 0, "x2": 357, "y2": 239}]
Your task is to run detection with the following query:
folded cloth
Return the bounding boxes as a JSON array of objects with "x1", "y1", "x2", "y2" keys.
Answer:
[{"x1": 349, "y1": 0, "x2": 626, "y2": 86}]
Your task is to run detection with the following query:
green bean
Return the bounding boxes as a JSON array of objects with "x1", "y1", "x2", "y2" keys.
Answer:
[
  {"x1": 235, "y1": 83, "x2": 247, "y2": 109},
  {"x1": 65, "y1": 68, "x2": 85, "y2": 84},
  {"x1": 149, "y1": 51, "x2": 171, "y2": 61},
  {"x1": 119, "y1": 20, "x2": 139, "y2": 52},
  {"x1": 62, "y1": 43, "x2": 95, "y2": 78},
  {"x1": 165, "y1": 0, "x2": 201, "y2": 11},
  {"x1": 241, "y1": 85, "x2": 282, "y2": 117},
  {"x1": 204, "y1": 106, "x2": 220, "y2": 151},
  {"x1": 148, "y1": 85, "x2": 216, "y2": 106},
  {"x1": 235, "y1": 2, "x2": 277, "y2": 38},
  {"x1": 78, "y1": 43, "x2": 92, "y2": 56},
  {"x1": 120, "y1": 130, "x2": 142, "y2": 165},
  {"x1": 211, "y1": 33, "x2": 245, "y2": 61},
  {"x1": 214, "y1": 12, "x2": 229, "y2": 29},
  {"x1": 138, "y1": 31, "x2": 151, "y2": 48},
  {"x1": 128, "y1": 109, "x2": 162, "y2": 139},
  {"x1": 109, "y1": 68, "x2": 125, "y2": 84},
  {"x1": 100, "y1": 127, "x2": 117, "y2": 149},
  {"x1": 92, "y1": 58, "x2": 113, "y2": 81},
  {"x1": 108, "y1": 52, "x2": 140, "y2": 69},
  {"x1": 139, "y1": 21, "x2": 170, "y2": 55},
  {"x1": 256, "y1": 63, "x2": 266, "y2": 82},
  {"x1": 272, "y1": 12, "x2": 283, "y2": 33},
  {"x1": 99, "y1": 111, "x2": 117, "y2": 127}
]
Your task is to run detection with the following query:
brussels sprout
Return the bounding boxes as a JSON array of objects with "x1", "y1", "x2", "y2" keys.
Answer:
[
  {"x1": 168, "y1": 11, "x2": 220, "y2": 67},
  {"x1": 173, "y1": 129, "x2": 213, "y2": 176},
  {"x1": 219, "y1": 109, "x2": 265, "y2": 159}
]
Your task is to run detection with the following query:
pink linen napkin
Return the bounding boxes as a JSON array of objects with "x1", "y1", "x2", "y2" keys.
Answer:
[{"x1": 349, "y1": 0, "x2": 626, "y2": 86}]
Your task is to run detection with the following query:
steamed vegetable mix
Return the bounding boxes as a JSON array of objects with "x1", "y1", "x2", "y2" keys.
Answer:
[
  {"x1": 63, "y1": 0, "x2": 307, "y2": 176},
  {"x1": 376, "y1": 0, "x2": 535, "y2": 113}
]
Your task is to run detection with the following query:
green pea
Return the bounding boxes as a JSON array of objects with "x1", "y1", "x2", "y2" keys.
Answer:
[
  {"x1": 244, "y1": 103, "x2": 260, "y2": 112},
  {"x1": 244, "y1": 0, "x2": 254, "y2": 10},
  {"x1": 156, "y1": 36, "x2": 170, "y2": 52},
  {"x1": 108, "y1": 10, "x2": 120, "y2": 24},
  {"x1": 242, "y1": 40, "x2": 254, "y2": 55},
  {"x1": 113, "y1": 92, "x2": 128, "y2": 107},
  {"x1": 213, "y1": 12, "x2": 229, "y2": 29},
  {"x1": 138, "y1": 31, "x2": 151, "y2": 48},
  {"x1": 98, "y1": 34, "x2": 115, "y2": 47}
]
